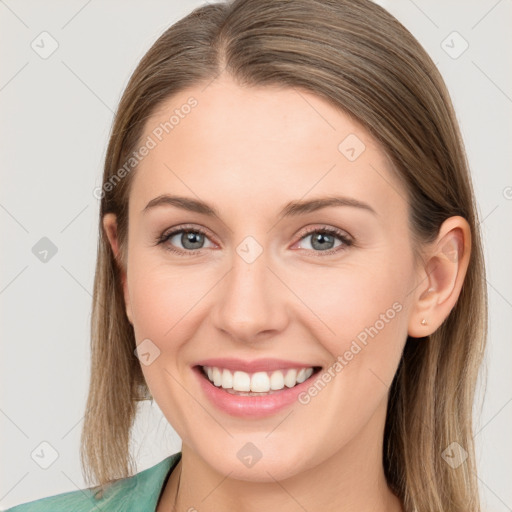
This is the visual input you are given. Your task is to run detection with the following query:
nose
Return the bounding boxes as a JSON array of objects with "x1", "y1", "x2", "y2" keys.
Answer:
[{"x1": 211, "y1": 242, "x2": 289, "y2": 344}]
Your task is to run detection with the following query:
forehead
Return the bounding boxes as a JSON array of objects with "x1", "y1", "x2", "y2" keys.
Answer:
[{"x1": 129, "y1": 75, "x2": 407, "y2": 221}]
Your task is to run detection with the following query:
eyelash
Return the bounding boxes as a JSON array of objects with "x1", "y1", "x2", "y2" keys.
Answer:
[{"x1": 155, "y1": 224, "x2": 353, "y2": 257}]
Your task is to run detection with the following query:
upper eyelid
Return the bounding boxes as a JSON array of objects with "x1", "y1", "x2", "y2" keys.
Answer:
[{"x1": 161, "y1": 224, "x2": 217, "y2": 243}]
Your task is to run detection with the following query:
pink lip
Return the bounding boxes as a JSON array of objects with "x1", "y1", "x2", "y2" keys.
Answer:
[
  {"x1": 192, "y1": 364, "x2": 321, "y2": 419},
  {"x1": 194, "y1": 358, "x2": 316, "y2": 373}
]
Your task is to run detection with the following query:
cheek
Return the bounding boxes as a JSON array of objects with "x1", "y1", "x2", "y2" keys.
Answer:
[
  {"x1": 293, "y1": 252, "x2": 413, "y2": 394},
  {"x1": 127, "y1": 258, "x2": 211, "y2": 341},
  {"x1": 287, "y1": 262, "x2": 411, "y2": 442},
  {"x1": 126, "y1": 258, "x2": 215, "y2": 438},
  {"x1": 295, "y1": 258, "x2": 410, "y2": 343}
]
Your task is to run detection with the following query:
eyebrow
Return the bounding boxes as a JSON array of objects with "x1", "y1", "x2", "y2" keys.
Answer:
[{"x1": 142, "y1": 194, "x2": 377, "y2": 218}]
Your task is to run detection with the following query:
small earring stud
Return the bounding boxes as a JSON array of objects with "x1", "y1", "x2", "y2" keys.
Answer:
[{"x1": 421, "y1": 318, "x2": 428, "y2": 326}]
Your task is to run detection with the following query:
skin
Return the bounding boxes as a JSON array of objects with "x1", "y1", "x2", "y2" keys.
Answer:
[{"x1": 103, "y1": 74, "x2": 471, "y2": 512}]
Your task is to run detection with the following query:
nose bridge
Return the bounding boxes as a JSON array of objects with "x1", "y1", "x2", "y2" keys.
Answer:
[{"x1": 212, "y1": 236, "x2": 287, "y2": 342}]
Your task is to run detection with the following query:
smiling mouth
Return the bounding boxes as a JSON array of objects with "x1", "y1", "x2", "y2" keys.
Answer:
[{"x1": 198, "y1": 365, "x2": 322, "y2": 396}]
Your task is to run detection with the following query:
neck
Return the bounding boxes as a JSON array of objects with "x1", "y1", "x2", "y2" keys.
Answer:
[{"x1": 158, "y1": 402, "x2": 403, "y2": 512}]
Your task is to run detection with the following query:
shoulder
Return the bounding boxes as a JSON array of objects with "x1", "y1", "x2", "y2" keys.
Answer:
[{"x1": 4, "y1": 452, "x2": 182, "y2": 512}]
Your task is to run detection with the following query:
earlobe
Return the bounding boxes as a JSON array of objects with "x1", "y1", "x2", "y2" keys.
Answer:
[
  {"x1": 102, "y1": 213, "x2": 133, "y2": 325},
  {"x1": 408, "y1": 216, "x2": 471, "y2": 338}
]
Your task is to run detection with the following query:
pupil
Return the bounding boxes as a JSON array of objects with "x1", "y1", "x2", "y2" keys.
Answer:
[
  {"x1": 312, "y1": 233, "x2": 334, "y2": 251},
  {"x1": 183, "y1": 231, "x2": 203, "y2": 249}
]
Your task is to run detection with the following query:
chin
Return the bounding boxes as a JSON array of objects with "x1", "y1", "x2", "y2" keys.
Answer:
[{"x1": 196, "y1": 436, "x2": 317, "y2": 482}]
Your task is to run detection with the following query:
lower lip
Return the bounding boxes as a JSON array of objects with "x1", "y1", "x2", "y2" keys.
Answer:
[{"x1": 193, "y1": 366, "x2": 319, "y2": 418}]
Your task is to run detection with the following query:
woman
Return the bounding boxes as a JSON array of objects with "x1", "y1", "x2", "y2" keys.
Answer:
[{"x1": 7, "y1": 0, "x2": 487, "y2": 510}]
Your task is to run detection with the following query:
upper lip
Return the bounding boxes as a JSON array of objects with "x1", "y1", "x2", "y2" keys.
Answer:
[{"x1": 194, "y1": 358, "x2": 320, "y2": 373}]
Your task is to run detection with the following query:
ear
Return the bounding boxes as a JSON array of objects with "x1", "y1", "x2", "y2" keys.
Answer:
[
  {"x1": 102, "y1": 213, "x2": 133, "y2": 325},
  {"x1": 408, "y1": 216, "x2": 471, "y2": 338}
]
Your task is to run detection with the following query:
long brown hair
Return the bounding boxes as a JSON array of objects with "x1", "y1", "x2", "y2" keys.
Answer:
[{"x1": 80, "y1": 1, "x2": 488, "y2": 510}]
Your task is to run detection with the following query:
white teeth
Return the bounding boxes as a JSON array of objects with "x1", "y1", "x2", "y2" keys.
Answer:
[
  {"x1": 221, "y1": 369, "x2": 233, "y2": 389},
  {"x1": 284, "y1": 369, "x2": 297, "y2": 388},
  {"x1": 269, "y1": 370, "x2": 285, "y2": 390},
  {"x1": 212, "y1": 367, "x2": 222, "y2": 387},
  {"x1": 296, "y1": 368, "x2": 307, "y2": 383},
  {"x1": 202, "y1": 366, "x2": 315, "y2": 392},
  {"x1": 233, "y1": 371, "x2": 251, "y2": 391},
  {"x1": 250, "y1": 372, "x2": 270, "y2": 392}
]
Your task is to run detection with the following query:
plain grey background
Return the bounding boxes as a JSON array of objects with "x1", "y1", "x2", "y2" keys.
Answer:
[{"x1": 1, "y1": 0, "x2": 511, "y2": 510}]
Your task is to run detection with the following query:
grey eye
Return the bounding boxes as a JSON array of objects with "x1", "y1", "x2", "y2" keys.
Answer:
[
  {"x1": 298, "y1": 231, "x2": 345, "y2": 251},
  {"x1": 168, "y1": 230, "x2": 213, "y2": 251}
]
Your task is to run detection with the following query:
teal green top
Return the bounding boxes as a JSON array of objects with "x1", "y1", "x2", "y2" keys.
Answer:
[{"x1": 5, "y1": 452, "x2": 182, "y2": 512}]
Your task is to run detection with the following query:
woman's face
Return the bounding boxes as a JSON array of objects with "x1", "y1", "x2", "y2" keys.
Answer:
[{"x1": 110, "y1": 75, "x2": 423, "y2": 481}]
